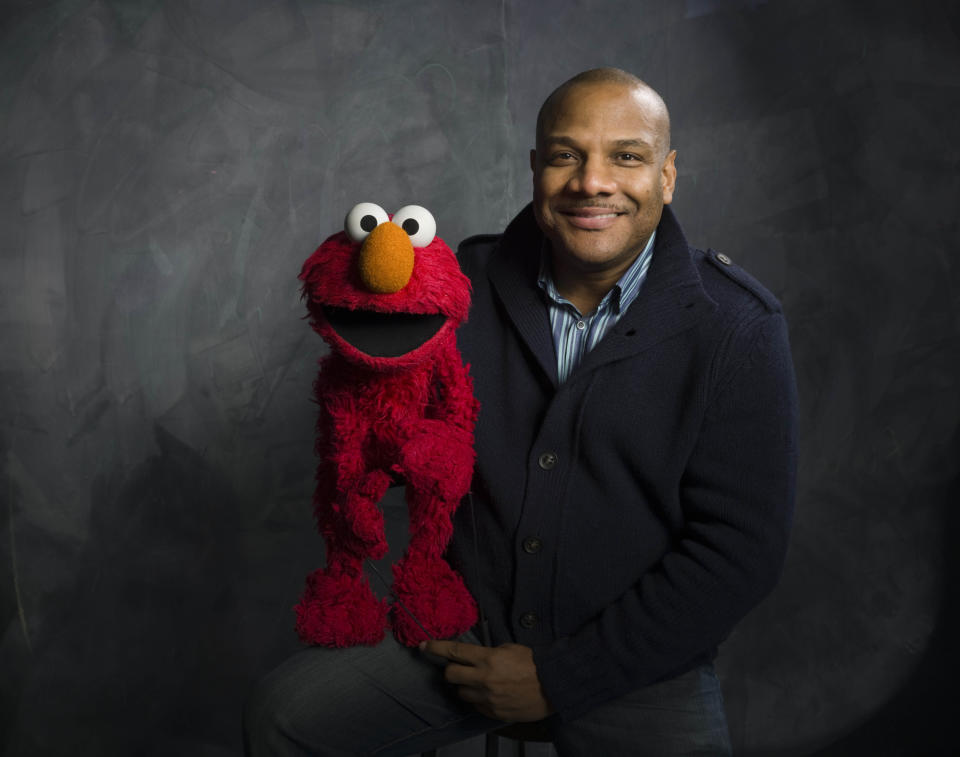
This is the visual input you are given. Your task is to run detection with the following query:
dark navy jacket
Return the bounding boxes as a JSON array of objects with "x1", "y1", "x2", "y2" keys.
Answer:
[{"x1": 449, "y1": 203, "x2": 798, "y2": 722}]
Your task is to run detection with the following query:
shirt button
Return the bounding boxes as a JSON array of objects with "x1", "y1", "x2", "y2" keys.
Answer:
[
  {"x1": 716, "y1": 252, "x2": 732, "y2": 265},
  {"x1": 538, "y1": 452, "x2": 557, "y2": 470},
  {"x1": 576, "y1": 320, "x2": 586, "y2": 331},
  {"x1": 523, "y1": 537, "x2": 543, "y2": 554},
  {"x1": 520, "y1": 612, "x2": 538, "y2": 629}
]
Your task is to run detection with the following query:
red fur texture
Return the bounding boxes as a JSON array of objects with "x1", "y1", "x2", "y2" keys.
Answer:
[{"x1": 294, "y1": 221, "x2": 479, "y2": 647}]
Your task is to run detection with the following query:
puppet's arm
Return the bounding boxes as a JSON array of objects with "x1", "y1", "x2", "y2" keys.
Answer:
[
  {"x1": 395, "y1": 338, "x2": 478, "y2": 505},
  {"x1": 426, "y1": 336, "x2": 479, "y2": 433}
]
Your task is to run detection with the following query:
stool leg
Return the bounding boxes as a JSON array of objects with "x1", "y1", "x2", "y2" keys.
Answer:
[{"x1": 485, "y1": 731, "x2": 499, "y2": 757}]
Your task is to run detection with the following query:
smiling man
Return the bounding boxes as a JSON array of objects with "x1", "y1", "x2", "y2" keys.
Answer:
[
  {"x1": 531, "y1": 71, "x2": 675, "y2": 316},
  {"x1": 244, "y1": 68, "x2": 798, "y2": 757}
]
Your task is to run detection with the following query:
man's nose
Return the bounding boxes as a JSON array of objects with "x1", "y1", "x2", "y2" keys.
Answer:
[{"x1": 569, "y1": 157, "x2": 616, "y2": 195}]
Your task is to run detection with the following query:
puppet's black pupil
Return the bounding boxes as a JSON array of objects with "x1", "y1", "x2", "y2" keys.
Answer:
[
  {"x1": 360, "y1": 215, "x2": 378, "y2": 232},
  {"x1": 402, "y1": 218, "x2": 419, "y2": 236}
]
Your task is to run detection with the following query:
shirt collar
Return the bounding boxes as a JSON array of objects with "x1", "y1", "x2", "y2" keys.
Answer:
[{"x1": 537, "y1": 230, "x2": 657, "y2": 317}]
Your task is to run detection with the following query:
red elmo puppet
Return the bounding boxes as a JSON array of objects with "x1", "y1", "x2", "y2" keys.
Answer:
[{"x1": 294, "y1": 202, "x2": 479, "y2": 647}]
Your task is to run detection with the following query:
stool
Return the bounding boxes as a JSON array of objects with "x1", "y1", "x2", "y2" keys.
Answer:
[{"x1": 421, "y1": 720, "x2": 552, "y2": 757}]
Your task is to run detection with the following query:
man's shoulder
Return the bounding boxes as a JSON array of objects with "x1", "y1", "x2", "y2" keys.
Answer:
[
  {"x1": 457, "y1": 233, "x2": 502, "y2": 257},
  {"x1": 456, "y1": 233, "x2": 502, "y2": 281},
  {"x1": 691, "y1": 246, "x2": 783, "y2": 317}
]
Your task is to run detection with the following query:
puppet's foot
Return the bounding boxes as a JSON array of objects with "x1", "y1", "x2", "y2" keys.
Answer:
[
  {"x1": 390, "y1": 553, "x2": 478, "y2": 646},
  {"x1": 295, "y1": 567, "x2": 387, "y2": 647}
]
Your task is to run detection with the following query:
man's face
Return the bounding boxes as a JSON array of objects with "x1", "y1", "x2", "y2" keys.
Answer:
[{"x1": 531, "y1": 82, "x2": 677, "y2": 277}]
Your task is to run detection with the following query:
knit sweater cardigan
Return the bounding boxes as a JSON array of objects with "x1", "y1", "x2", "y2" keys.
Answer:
[{"x1": 449, "y1": 203, "x2": 798, "y2": 722}]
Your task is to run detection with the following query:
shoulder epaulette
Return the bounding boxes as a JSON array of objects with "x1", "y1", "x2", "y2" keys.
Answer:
[{"x1": 702, "y1": 248, "x2": 782, "y2": 313}]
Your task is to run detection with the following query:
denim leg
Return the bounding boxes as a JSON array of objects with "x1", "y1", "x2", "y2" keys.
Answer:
[
  {"x1": 243, "y1": 630, "x2": 502, "y2": 757},
  {"x1": 549, "y1": 663, "x2": 732, "y2": 757}
]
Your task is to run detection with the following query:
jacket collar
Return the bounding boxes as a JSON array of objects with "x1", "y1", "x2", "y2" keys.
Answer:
[{"x1": 488, "y1": 203, "x2": 716, "y2": 388}]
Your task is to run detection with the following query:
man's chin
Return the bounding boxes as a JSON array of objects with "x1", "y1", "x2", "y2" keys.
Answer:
[{"x1": 550, "y1": 242, "x2": 633, "y2": 271}]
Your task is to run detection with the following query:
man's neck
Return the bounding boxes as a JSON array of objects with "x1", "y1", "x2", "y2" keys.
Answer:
[{"x1": 549, "y1": 254, "x2": 636, "y2": 316}]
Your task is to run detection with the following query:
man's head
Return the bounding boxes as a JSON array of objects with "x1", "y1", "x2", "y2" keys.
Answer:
[{"x1": 530, "y1": 68, "x2": 677, "y2": 281}]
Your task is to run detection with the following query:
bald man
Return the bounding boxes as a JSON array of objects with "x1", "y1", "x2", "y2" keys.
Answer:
[{"x1": 244, "y1": 69, "x2": 797, "y2": 756}]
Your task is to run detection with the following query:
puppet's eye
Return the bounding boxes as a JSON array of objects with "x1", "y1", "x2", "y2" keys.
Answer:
[
  {"x1": 391, "y1": 205, "x2": 436, "y2": 248},
  {"x1": 344, "y1": 202, "x2": 389, "y2": 243}
]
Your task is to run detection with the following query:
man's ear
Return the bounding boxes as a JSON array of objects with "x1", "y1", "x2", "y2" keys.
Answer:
[
  {"x1": 661, "y1": 149, "x2": 677, "y2": 205},
  {"x1": 529, "y1": 149, "x2": 537, "y2": 173}
]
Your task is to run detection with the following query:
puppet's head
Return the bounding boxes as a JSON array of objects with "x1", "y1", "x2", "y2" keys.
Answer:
[{"x1": 299, "y1": 203, "x2": 470, "y2": 371}]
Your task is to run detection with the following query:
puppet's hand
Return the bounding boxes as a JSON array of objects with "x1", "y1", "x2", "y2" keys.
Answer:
[
  {"x1": 396, "y1": 421, "x2": 474, "y2": 504},
  {"x1": 339, "y1": 469, "x2": 390, "y2": 559}
]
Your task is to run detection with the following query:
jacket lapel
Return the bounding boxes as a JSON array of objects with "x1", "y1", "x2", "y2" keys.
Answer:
[{"x1": 487, "y1": 205, "x2": 559, "y2": 387}]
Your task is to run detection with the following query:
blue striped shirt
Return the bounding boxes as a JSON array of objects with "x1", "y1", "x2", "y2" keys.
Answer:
[{"x1": 537, "y1": 231, "x2": 656, "y2": 383}]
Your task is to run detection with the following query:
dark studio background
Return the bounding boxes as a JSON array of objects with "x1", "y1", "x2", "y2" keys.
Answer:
[{"x1": 1, "y1": 1, "x2": 958, "y2": 755}]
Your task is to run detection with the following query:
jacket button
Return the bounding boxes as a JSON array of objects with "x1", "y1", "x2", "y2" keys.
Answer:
[
  {"x1": 716, "y1": 252, "x2": 732, "y2": 265},
  {"x1": 520, "y1": 612, "x2": 538, "y2": 629},
  {"x1": 538, "y1": 452, "x2": 557, "y2": 470},
  {"x1": 522, "y1": 537, "x2": 542, "y2": 554}
]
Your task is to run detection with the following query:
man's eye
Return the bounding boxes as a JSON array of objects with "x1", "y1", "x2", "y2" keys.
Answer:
[
  {"x1": 617, "y1": 153, "x2": 642, "y2": 162},
  {"x1": 550, "y1": 152, "x2": 576, "y2": 163}
]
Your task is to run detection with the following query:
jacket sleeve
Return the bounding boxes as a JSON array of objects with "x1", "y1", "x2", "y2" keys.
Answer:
[{"x1": 531, "y1": 309, "x2": 799, "y2": 721}]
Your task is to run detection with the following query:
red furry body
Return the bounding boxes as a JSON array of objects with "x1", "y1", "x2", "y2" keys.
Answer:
[{"x1": 294, "y1": 214, "x2": 479, "y2": 647}]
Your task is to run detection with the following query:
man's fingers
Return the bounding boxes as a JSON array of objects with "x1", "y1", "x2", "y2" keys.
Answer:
[
  {"x1": 456, "y1": 687, "x2": 502, "y2": 721},
  {"x1": 444, "y1": 662, "x2": 483, "y2": 687},
  {"x1": 421, "y1": 639, "x2": 487, "y2": 666},
  {"x1": 455, "y1": 685, "x2": 486, "y2": 704}
]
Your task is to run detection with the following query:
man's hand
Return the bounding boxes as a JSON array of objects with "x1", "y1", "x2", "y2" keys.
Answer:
[{"x1": 420, "y1": 640, "x2": 554, "y2": 722}]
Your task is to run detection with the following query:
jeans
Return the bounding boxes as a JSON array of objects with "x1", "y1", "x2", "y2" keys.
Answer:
[{"x1": 243, "y1": 630, "x2": 732, "y2": 757}]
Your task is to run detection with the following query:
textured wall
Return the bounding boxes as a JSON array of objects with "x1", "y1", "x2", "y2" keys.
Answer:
[{"x1": 0, "y1": 1, "x2": 957, "y2": 755}]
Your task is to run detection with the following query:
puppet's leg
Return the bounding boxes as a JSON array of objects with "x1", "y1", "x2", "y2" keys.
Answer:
[
  {"x1": 390, "y1": 484, "x2": 477, "y2": 646},
  {"x1": 390, "y1": 345, "x2": 479, "y2": 645},
  {"x1": 295, "y1": 469, "x2": 391, "y2": 647}
]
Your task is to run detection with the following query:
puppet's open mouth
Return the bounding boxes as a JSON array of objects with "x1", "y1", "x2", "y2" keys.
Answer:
[{"x1": 323, "y1": 306, "x2": 447, "y2": 358}]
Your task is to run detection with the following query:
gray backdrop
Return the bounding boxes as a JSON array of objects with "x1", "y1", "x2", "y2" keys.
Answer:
[{"x1": 1, "y1": 1, "x2": 958, "y2": 755}]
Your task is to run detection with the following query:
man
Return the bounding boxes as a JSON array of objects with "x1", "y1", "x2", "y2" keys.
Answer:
[{"x1": 244, "y1": 68, "x2": 797, "y2": 756}]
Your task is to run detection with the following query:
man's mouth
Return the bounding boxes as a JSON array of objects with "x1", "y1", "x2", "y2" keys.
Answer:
[{"x1": 559, "y1": 207, "x2": 624, "y2": 230}]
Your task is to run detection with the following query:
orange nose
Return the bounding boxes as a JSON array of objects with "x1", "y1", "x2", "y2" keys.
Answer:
[{"x1": 357, "y1": 222, "x2": 415, "y2": 293}]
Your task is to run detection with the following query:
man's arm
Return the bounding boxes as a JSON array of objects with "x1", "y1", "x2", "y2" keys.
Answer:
[{"x1": 527, "y1": 309, "x2": 798, "y2": 721}]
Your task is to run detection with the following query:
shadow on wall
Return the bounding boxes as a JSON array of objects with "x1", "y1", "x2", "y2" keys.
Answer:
[
  {"x1": 3, "y1": 426, "x2": 248, "y2": 757},
  {"x1": 811, "y1": 425, "x2": 960, "y2": 757}
]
